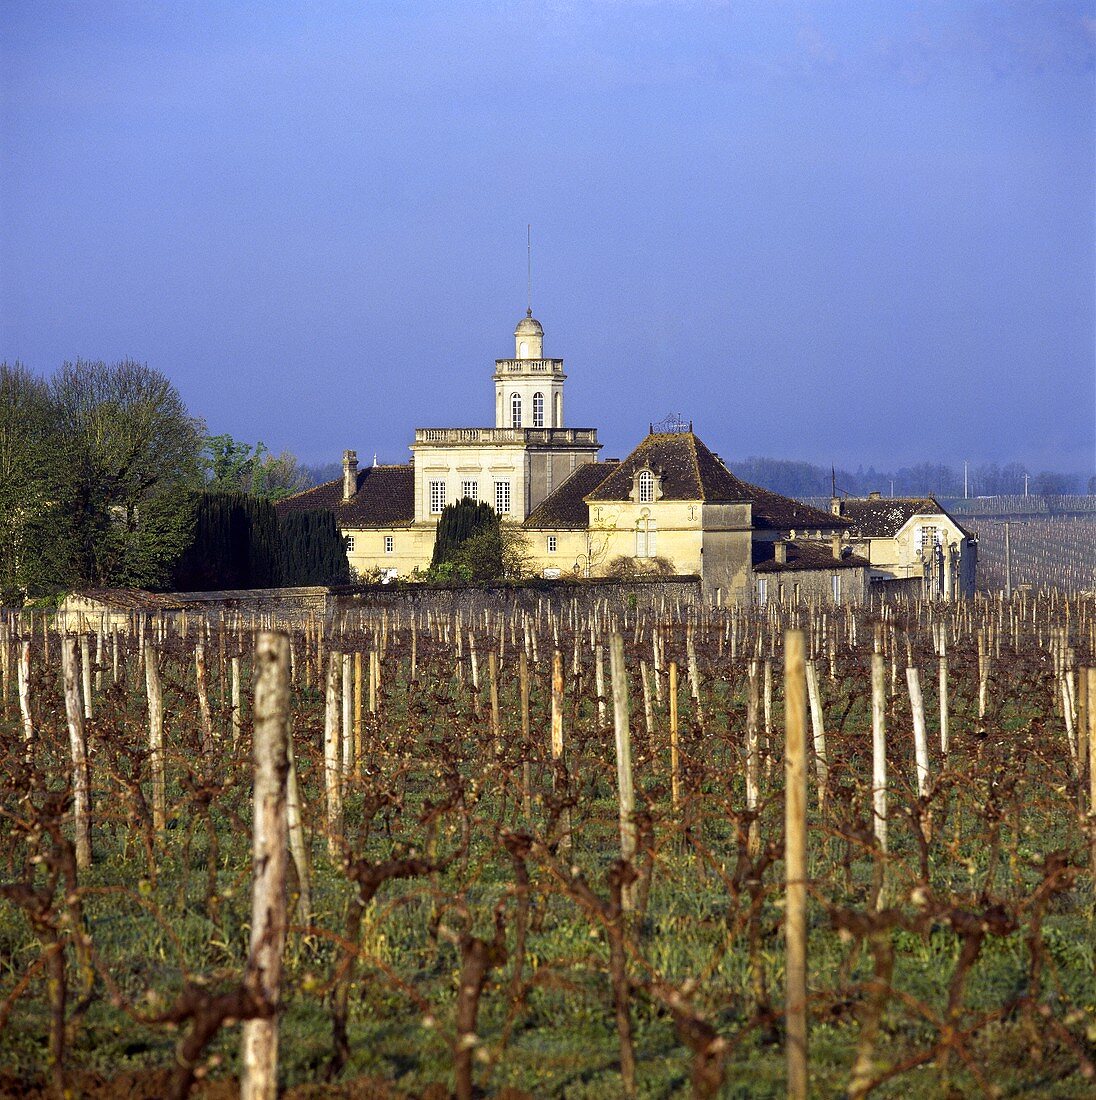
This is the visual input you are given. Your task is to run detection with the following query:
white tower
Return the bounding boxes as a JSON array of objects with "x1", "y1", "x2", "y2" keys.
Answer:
[{"x1": 494, "y1": 310, "x2": 565, "y2": 429}]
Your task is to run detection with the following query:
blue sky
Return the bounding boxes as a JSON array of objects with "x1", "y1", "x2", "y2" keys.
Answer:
[{"x1": 2, "y1": 1, "x2": 1093, "y2": 473}]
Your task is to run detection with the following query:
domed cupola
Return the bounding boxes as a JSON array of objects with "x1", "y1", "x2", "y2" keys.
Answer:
[{"x1": 514, "y1": 309, "x2": 544, "y2": 359}]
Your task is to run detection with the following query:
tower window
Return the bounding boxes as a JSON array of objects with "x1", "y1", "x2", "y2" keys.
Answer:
[
  {"x1": 511, "y1": 393, "x2": 522, "y2": 428},
  {"x1": 495, "y1": 481, "x2": 511, "y2": 514},
  {"x1": 461, "y1": 480, "x2": 478, "y2": 501},
  {"x1": 638, "y1": 469, "x2": 655, "y2": 503},
  {"x1": 429, "y1": 480, "x2": 446, "y2": 514},
  {"x1": 532, "y1": 392, "x2": 544, "y2": 427}
]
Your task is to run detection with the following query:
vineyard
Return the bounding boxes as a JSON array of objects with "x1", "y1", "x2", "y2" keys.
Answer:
[
  {"x1": 1, "y1": 594, "x2": 1094, "y2": 1098},
  {"x1": 974, "y1": 515, "x2": 1096, "y2": 594}
]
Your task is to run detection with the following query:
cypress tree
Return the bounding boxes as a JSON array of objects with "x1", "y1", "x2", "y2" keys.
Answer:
[
  {"x1": 278, "y1": 509, "x2": 351, "y2": 586},
  {"x1": 431, "y1": 498, "x2": 498, "y2": 569}
]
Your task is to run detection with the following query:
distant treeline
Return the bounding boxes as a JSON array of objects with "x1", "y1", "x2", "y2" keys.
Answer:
[{"x1": 725, "y1": 457, "x2": 1093, "y2": 500}]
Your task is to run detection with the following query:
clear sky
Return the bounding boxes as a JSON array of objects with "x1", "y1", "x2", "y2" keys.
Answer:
[{"x1": 2, "y1": 1, "x2": 1093, "y2": 474}]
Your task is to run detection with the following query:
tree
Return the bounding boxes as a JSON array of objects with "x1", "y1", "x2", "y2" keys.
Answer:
[
  {"x1": 51, "y1": 359, "x2": 205, "y2": 588},
  {"x1": 173, "y1": 492, "x2": 281, "y2": 591},
  {"x1": 430, "y1": 498, "x2": 500, "y2": 573},
  {"x1": 279, "y1": 510, "x2": 351, "y2": 586},
  {"x1": 0, "y1": 362, "x2": 76, "y2": 602},
  {"x1": 202, "y1": 435, "x2": 310, "y2": 500}
]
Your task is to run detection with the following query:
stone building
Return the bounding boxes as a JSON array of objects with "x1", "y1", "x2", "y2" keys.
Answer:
[
  {"x1": 829, "y1": 493, "x2": 977, "y2": 598},
  {"x1": 277, "y1": 311, "x2": 884, "y2": 603},
  {"x1": 523, "y1": 429, "x2": 869, "y2": 605}
]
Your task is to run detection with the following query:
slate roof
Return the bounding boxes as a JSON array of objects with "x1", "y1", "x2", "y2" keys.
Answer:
[
  {"x1": 524, "y1": 462, "x2": 614, "y2": 529},
  {"x1": 837, "y1": 496, "x2": 971, "y2": 539},
  {"x1": 583, "y1": 432, "x2": 850, "y2": 532},
  {"x1": 753, "y1": 541, "x2": 871, "y2": 574},
  {"x1": 275, "y1": 464, "x2": 416, "y2": 528}
]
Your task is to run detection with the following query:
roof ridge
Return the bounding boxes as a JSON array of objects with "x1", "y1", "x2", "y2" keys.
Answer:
[
  {"x1": 280, "y1": 477, "x2": 340, "y2": 502},
  {"x1": 688, "y1": 432, "x2": 705, "y2": 500}
]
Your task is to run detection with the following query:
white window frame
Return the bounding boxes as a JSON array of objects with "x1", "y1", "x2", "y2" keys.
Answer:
[
  {"x1": 345, "y1": 535, "x2": 355, "y2": 553},
  {"x1": 638, "y1": 469, "x2": 655, "y2": 503},
  {"x1": 461, "y1": 480, "x2": 478, "y2": 501},
  {"x1": 494, "y1": 480, "x2": 511, "y2": 515},
  {"x1": 757, "y1": 578, "x2": 768, "y2": 606},
  {"x1": 532, "y1": 392, "x2": 544, "y2": 427},
  {"x1": 547, "y1": 535, "x2": 557, "y2": 553},
  {"x1": 510, "y1": 393, "x2": 522, "y2": 428},
  {"x1": 384, "y1": 535, "x2": 394, "y2": 554},
  {"x1": 429, "y1": 480, "x2": 446, "y2": 515}
]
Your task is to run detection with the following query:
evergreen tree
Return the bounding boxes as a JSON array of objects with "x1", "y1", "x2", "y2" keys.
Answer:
[
  {"x1": 430, "y1": 498, "x2": 499, "y2": 571},
  {"x1": 279, "y1": 510, "x2": 351, "y2": 586},
  {"x1": 173, "y1": 492, "x2": 282, "y2": 590}
]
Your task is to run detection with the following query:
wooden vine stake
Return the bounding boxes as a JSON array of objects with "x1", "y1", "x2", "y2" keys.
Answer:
[
  {"x1": 784, "y1": 629, "x2": 809, "y2": 1100},
  {"x1": 907, "y1": 664, "x2": 930, "y2": 801},
  {"x1": 231, "y1": 655, "x2": 242, "y2": 745},
  {"x1": 324, "y1": 652, "x2": 342, "y2": 856},
  {"x1": 144, "y1": 641, "x2": 166, "y2": 832},
  {"x1": 551, "y1": 649, "x2": 571, "y2": 853},
  {"x1": 17, "y1": 639, "x2": 33, "y2": 743},
  {"x1": 609, "y1": 633, "x2": 636, "y2": 912},
  {"x1": 519, "y1": 650, "x2": 532, "y2": 823},
  {"x1": 745, "y1": 658, "x2": 761, "y2": 857},
  {"x1": 195, "y1": 642, "x2": 215, "y2": 752},
  {"x1": 870, "y1": 651, "x2": 887, "y2": 856},
  {"x1": 241, "y1": 632, "x2": 290, "y2": 1100},
  {"x1": 804, "y1": 659, "x2": 828, "y2": 811},
  {"x1": 669, "y1": 661, "x2": 681, "y2": 812},
  {"x1": 61, "y1": 637, "x2": 92, "y2": 869}
]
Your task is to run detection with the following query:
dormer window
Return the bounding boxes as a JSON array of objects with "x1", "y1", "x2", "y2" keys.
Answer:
[{"x1": 631, "y1": 464, "x2": 663, "y2": 503}]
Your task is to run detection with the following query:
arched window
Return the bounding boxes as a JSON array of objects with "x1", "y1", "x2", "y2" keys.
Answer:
[
  {"x1": 638, "y1": 469, "x2": 655, "y2": 503},
  {"x1": 511, "y1": 393, "x2": 522, "y2": 428},
  {"x1": 519, "y1": 340, "x2": 528, "y2": 357},
  {"x1": 532, "y1": 392, "x2": 544, "y2": 427}
]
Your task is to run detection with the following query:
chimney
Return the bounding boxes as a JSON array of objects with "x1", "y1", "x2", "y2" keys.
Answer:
[
  {"x1": 832, "y1": 534, "x2": 842, "y2": 560},
  {"x1": 342, "y1": 450, "x2": 358, "y2": 502},
  {"x1": 868, "y1": 490, "x2": 882, "y2": 500},
  {"x1": 830, "y1": 497, "x2": 842, "y2": 516},
  {"x1": 774, "y1": 540, "x2": 787, "y2": 564}
]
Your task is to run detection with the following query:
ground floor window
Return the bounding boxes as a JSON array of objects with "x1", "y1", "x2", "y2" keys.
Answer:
[
  {"x1": 385, "y1": 536, "x2": 394, "y2": 554},
  {"x1": 547, "y1": 535, "x2": 557, "y2": 553},
  {"x1": 757, "y1": 578, "x2": 768, "y2": 606},
  {"x1": 345, "y1": 535, "x2": 355, "y2": 552},
  {"x1": 495, "y1": 481, "x2": 511, "y2": 515},
  {"x1": 429, "y1": 480, "x2": 446, "y2": 514}
]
